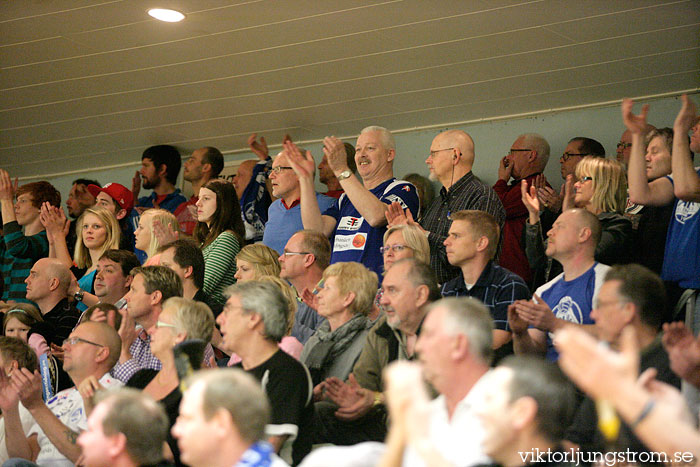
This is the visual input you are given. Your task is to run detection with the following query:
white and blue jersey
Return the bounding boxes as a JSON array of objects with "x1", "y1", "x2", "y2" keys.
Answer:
[
  {"x1": 535, "y1": 262, "x2": 609, "y2": 361},
  {"x1": 323, "y1": 178, "x2": 419, "y2": 277},
  {"x1": 662, "y1": 168, "x2": 700, "y2": 289}
]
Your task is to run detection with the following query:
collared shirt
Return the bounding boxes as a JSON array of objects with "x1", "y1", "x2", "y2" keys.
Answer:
[
  {"x1": 441, "y1": 261, "x2": 530, "y2": 331},
  {"x1": 403, "y1": 373, "x2": 491, "y2": 467},
  {"x1": 420, "y1": 172, "x2": 505, "y2": 284},
  {"x1": 110, "y1": 332, "x2": 161, "y2": 382}
]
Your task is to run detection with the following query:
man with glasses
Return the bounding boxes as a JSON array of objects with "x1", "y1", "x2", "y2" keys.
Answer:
[
  {"x1": 441, "y1": 210, "x2": 530, "y2": 362},
  {"x1": 279, "y1": 230, "x2": 331, "y2": 344},
  {"x1": 3, "y1": 321, "x2": 122, "y2": 466},
  {"x1": 565, "y1": 264, "x2": 679, "y2": 458},
  {"x1": 537, "y1": 137, "x2": 605, "y2": 218},
  {"x1": 494, "y1": 133, "x2": 551, "y2": 285},
  {"x1": 285, "y1": 126, "x2": 420, "y2": 278},
  {"x1": 262, "y1": 147, "x2": 335, "y2": 257},
  {"x1": 385, "y1": 129, "x2": 504, "y2": 285}
]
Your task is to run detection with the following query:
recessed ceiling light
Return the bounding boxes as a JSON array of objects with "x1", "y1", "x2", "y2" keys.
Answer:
[{"x1": 147, "y1": 8, "x2": 185, "y2": 22}]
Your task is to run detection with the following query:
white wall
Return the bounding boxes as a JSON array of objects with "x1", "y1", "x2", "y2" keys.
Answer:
[{"x1": 31, "y1": 93, "x2": 697, "y2": 200}]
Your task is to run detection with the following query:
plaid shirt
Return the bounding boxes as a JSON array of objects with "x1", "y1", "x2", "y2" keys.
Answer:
[
  {"x1": 420, "y1": 172, "x2": 505, "y2": 284},
  {"x1": 440, "y1": 261, "x2": 530, "y2": 331}
]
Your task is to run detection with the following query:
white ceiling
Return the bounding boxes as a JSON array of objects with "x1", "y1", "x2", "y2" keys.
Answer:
[{"x1": 1, "y1": 0, "x2": 699, "y2": 179}]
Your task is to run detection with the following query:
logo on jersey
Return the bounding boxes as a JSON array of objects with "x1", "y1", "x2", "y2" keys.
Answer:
[
  {"x1": 334, "y1": 233, "x2": 368, "y2": 252},
  {"x1": 675, "y1": 201, "x2": 700, "y2": 224},
  {"x1": 384, "y1": 194, "x2": 408, "y2": 209},
  {"x1": 338, "y1": 216, "x2": 363, "y2": 231},
  {"x1": 548, "y1": 296, "x2": 584, "y2": 341}
]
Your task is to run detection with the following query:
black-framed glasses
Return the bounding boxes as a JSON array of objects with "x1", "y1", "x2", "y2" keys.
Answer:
[
  {"x1": 579, "y1": 176, "x2": 593, "y2": 182},
  {"x1": 380, "y1": 244, "x2": 412, "y2": 254},
  {"x1": 428, "y1": 147, "x2": 455, "y2": 158},
  {"x1": 561, "y1": 152, "x2": 589, "y2": 161},
  {"x1": 616, "y1": 142, "x2": 632, "y2": 149},
  {"x1": 63, "y1": 337, "x2": 104, "y2": 348},
  {"x1": 507, "y1": 148, "x2": 532, "y2": 156}
]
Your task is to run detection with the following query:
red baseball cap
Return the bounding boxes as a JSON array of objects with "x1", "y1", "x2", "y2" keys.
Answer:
[{"x1": 87, "y1": 183, "x2": 134, "y2": 213}]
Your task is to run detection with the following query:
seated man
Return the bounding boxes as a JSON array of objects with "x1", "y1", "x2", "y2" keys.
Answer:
[
  {"x1": 313, "y1": 258, "x2": 440, "y2": 446},
  {"x1": 3, "y1": 322, "x2": 122, "y2": 466},
  {"x1": 509, "y1": 209, "x2": 609, "y2": 361},
  {"x1": 173, "y1": 369, "x2": 289, "y2": 467},
  {"x1": 286, "y1": 126, "x2": 419, "y2": 277},
  {"x1": 441, "y1": 210, "x2": 530, "y2": 362},
  {"x1": 566, "y1": 264, "x2": 680, "y2": 458},
  {"x1": 77, "y1": 388, "x2": 170, "y2": 467},
  {"x1": 217, "y1": 281, "x2": 313, "y2": 465},
  {"x1": 1, "y1": 172, "x2": 62, "y2": 304},
  {"x1": 111, "y1": 266, "x2": 183, "y2": 382},
  {"x1": 68, "y1": 249, "x2": 140, "y2": 310}
]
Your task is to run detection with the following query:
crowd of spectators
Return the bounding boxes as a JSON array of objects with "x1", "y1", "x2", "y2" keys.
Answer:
[{"x1": 0, "y1": 95, "x2": 699, "y2": 466}]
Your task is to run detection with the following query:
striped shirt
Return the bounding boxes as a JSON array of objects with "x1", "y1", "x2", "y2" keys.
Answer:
[
  {"x1": 1, "y1": 221, "x2": 49, "y2": 303},
  {"x1": 202, "y1": 231, "x2": 241, "y2": 305}
]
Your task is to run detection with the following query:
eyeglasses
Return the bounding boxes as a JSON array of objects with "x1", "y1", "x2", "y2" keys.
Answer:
[
  {"x1": 281, "y1": 251, "x2": 310, "y2": 258},
  {"x1": 617, "y1": 142, "x2": 632, "y2": 150},
  {"x1": 561, "y1": 152, "x2": 589, "y2": 161},
  {"x1": 508, "y1": 149, "x2": 532, "y2": 157},
  {"x1": 268, "y1": 166, "x2": 294, "y2": 175},
  {"x1": 155, "y1": 320, "x2": 178, "y2": 329},
  {"x1": 428, "y1": 147, "x2": 454, "y2": 158},
  {"x1": 579, "y1": 176, "x2": 593, "y2": 182},
  {"x1": 380, "y1": 244, "x2": 412, "y2": 254},
  {"x1": 63, "y1": 337, "x2": 104, "y2": 348}
]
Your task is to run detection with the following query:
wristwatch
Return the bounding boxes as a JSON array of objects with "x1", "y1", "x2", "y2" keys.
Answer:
[
  {"x1": 73, "y1": 290, "x2": 84, "y2": 302},
  {"x1": 337, "y1": 170, "x2": 352, "y2": 181}
]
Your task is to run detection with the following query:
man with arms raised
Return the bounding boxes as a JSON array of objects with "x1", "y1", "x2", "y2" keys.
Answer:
[{"x1": 286, "y1": 126, "x2": 419, "y2": 277}]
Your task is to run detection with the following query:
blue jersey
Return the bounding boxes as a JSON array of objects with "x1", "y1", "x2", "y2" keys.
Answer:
[
  {"x1": 662, "y1": 168, "x2": 700, "y2": 289},
  {"x1": 323, "y1": 178, "x2": 419, "y2": 277},
  {"x1": 535, "y1": 262, "x2": 609, "y2": 361}
]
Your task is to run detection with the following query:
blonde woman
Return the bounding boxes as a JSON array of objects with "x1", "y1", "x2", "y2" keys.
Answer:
[
  {"x1": 233, "y1": 244, "x2": 281, "y2": 281},
  {"x1": 41, "y1": 206, "x2": 121, "y2": 310},
  {"x1": 524, "y1": 157, "x2": 633, "y2": 283},
  {"x1": 301, "y1": 262, "x2": 376, "y2": 387},
  {"x1": 134, "y1": 209, "x2": 179, "y2": 261},
  {"x1": 382, "y1": 224, "x2": 430, "y2": 272}
]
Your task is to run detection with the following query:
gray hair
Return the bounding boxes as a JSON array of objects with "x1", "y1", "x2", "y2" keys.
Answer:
[
  {"x1": 520, "y1": 133, "x2": 550, "y2": 169},
  {"x1": 430, "y1": 297, "x2": 494, "y2": 364},
  {"x1": 360, "y1": 125, "x2": 396, "y2": 151},
  {"x1": 224, "y1": 281, "x2": 288, "y2": 342}
]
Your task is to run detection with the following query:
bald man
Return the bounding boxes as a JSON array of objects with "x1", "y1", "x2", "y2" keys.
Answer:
[
  {"x1": 24, "y1": 258, "x2": 81, "y2": 347},
  {"x1": 400, "y1": 130, "x2": 505, "y2": 284},
  {"x1": 5, "y1": 321, "x2": 123, "y2": 465}
]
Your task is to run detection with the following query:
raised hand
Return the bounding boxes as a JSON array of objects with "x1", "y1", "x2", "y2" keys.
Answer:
[
  {"x1": 561, "y1": 174, "x2": 576, "y2": 211},
  {"x1": 152, "y1": 218, "x2": 178, "y2": 246},
  {"x1": 0, "y1": 367, "x2": 19, "y2": 411},
  {"x1": 385, "y1": 201, "x2": 409, "y2": 227},
  {"x1": 117, "y1": 308, "x2": 138, "y2": 362},
  {"x1": 132, "y1": 170, "x2": 141, "y2": 201},
  {"x1": 674, "y1": 94, "x2": 699, "y2": 133},
  {"x1": 537, "y1": 186, "x2": 563, "y2": 213},
  {"x1": 512, "y1": 294, "x2": 558, "y2": 332},
  {"x1": 662, "y1": 322, "x2": 700, "y2": 387},
  {"x1": 322, "y1": 137, "x2": 350, "y2": 174},
  {"x1": 10, "y1": 368, "x2": 44, "y2": 410},
  {"x1": 40, "y1": 202, "x2": 69, "y2": 239},
  {"x1": 283, "y1": 140, "x2": 315, "y2": 180},
  {"x1": 507, "y1": 302, "x2": 529, "y2": 335},
  {"x1": 498, "y1": 156, "x2": 513, "y2": 182},
  {"x1": 0, "y1": 169, "x2": 18, "y2": 202},
  {"x1": 78, "y1": 375, "x2": 104, "y2": 414},
  {"x1": 621, "y1": 99, "x2": 650, "y2": 135},
  {"x1": 248, "y1": 133, "x2": 270, "y2": 160}
]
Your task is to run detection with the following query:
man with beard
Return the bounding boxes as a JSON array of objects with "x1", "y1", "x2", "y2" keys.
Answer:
[
  {"x1": 174, "y1": 147, "x2": 224, "y2": 235},
  {"x1": 131, "y1": 145, "x2": 187, "y2": 214}
]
